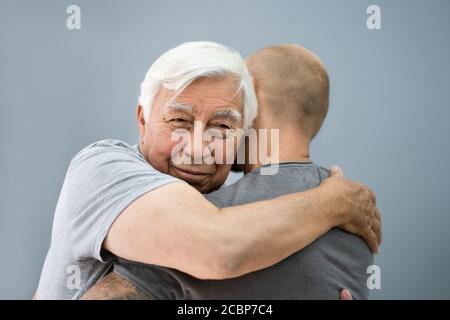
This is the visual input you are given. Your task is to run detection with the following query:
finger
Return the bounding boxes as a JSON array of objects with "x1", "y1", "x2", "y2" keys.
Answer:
[
  {"x1": 368, "y1": 189, "x2": 376, "y2": 205},
  {"x1": 329, "y1": 165, "x2": 344, "y2": 177},
  {"x1": 359, "y1": 184, "x2": 376, "y2": 204},
  {"x1": 340, "y1": 289, "x2": 353, "y2": 300},
  {"x1": 375, "y1": 207, "x2": 382, "y2": 240},
  {"x1": 370, "y1": 217, "x2": 382, "y2": 245},
  {"x1": 375, "y1": 206, "x2": 381, "y2": 223},
  {"x1": 371, "y1": 207, "x2": 382, "y2": 244},
  {"x1": 362, "y1": 228, "x2": 379, "y2": 254}
]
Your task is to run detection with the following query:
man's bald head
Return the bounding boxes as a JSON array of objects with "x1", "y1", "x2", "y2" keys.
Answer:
[{"x1": 246, "y1": 44, "x2": 329, "y2": 139}]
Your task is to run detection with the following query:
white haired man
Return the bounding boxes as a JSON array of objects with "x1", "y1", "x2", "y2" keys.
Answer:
[{"x1": 35, "y1": 42, "x2": 380, "y2": 299}]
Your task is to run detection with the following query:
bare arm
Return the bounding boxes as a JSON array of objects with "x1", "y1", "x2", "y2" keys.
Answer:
[
  {"x1": 104, "y1": 168, "x2": 380, "y2": 280},
  {"x1": 80, "y1": 272, "x2": 152, "y2": 300}
]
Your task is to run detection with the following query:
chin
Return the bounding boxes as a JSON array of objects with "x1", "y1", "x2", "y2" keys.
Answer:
[
  {"x1": 189, "y1": 180, "x2": 222, "y2": 194},
  {"x1": 204, "y1": 179, "x2": 226, "y2": 193},
  {"x1": 191, "y1": 182, "x2": 213, "y2": 194}
]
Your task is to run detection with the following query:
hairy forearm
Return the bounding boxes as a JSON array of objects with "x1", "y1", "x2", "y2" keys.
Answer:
[
  {"x1": 217, "y1": 186, "x2": 346, "y2": 278},
  {"x1": 80, "y1": 272, "x2": 152, "y2": 300}
]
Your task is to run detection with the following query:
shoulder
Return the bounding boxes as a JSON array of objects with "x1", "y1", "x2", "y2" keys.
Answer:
[
  {"x1": 63, "y1": 139, "x2": 179, "y2": 191},
  {"x1": 71, "y1": 139, "x2": 139, "y2": 162},
  {"x1": 317, "y1": 166, "x2": 330, "y2": 182},
  {"x1": 205, "y1": 173, "x2": 257, "y2": 207},
  {"x1": 205, "y1": 178, "x2": 241, "y2": 207},
  {"x1": 68, "y1": 139, "x2": 146, "y2": 170}
]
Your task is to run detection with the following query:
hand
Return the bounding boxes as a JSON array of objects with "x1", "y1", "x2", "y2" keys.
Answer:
[
  {"x1": 320, "y1": 166, "x2": 382, "y2": 253},
  {"x1": 340, "y1": 289, "x2": 353, "y2": 300}
]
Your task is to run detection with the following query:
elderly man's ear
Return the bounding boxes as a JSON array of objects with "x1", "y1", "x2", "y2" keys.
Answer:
[
  {"x1": 136, "y1": 104, "x2": 146, "y2": 145},
  {"x1": 136, "y1": 104, "x2": 145, "y2": 125}
]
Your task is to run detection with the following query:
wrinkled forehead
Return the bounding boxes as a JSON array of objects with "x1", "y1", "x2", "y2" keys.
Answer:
[{"x1": 158, "y1": 76, "x2": 244, "y2": 125}]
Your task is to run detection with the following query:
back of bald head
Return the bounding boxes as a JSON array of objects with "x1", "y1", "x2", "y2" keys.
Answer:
[{"x1": 246, "y1": 44, "x2": 329, "y2": 139}]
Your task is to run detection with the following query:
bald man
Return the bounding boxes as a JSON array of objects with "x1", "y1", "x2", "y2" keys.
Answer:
[{"x1": 82, "y1": 45, "x2": 374, "y2": 300}]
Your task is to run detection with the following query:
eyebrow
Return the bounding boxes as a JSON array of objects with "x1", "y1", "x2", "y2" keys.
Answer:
[
  {"x1": 164, "y1": 102, "x2": 194, "y2": 114},
  {"x1": 164, "y1": 102, "x2": 242, "y2": 123},
  {"x1": 212, "y1": 108, "x2": 242, "y2": 124}
]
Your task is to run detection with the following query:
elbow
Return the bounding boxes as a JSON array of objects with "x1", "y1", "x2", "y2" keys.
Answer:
[
  {"x1": 196, "y1": 234, "x2": 247, "y2": 280},
  {"x1": 209, "y1": 254, "x2": 243, "y2": 280}
]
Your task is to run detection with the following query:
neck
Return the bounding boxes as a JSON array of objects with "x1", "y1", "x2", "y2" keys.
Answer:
[{"x1": 244, "y1": 126, "x2": 311, "y2": 174}]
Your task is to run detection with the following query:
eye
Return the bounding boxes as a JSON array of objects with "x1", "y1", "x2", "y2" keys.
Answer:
[
  {"x1": 170, "y1": 118, "x2": 187, "y2": 123},
  {"x1": 168, "y1": 117, "x2": 191, "y2": 129},
  {"x1": 216, "y1": 123, "x2": 231, "y2": 129}
]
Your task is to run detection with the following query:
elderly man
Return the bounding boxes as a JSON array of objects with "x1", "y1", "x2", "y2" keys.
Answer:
[{"x1": 35, "y1": 42, "x2": 380, "y2": 300}]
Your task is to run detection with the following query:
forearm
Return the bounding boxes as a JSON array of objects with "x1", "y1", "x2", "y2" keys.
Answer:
[
  {"x1": 217, "y1": 186, "x2": 347, "y2": 277},
  {"x1": 105, "y1": 176, "x2": 378, "y2": 280},
  {"x1": 80, "y1": 272, "x2": 152, "y2": 300}
]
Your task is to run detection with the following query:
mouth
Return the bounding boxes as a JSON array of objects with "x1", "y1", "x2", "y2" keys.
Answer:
[{"x1": 171, "y1": 165, "x2": 212, "y2": 183}]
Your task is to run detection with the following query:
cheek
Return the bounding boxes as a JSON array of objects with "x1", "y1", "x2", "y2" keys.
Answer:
[
  {"x1": 146, "y1": 125, "x2": 180, "y2": 167},
  {"x1": 211, "y1": 137, "x2": 238, "y2": 164},
  {"x1": 158, "y1": 135, "x2": 179, "y2": 158}
]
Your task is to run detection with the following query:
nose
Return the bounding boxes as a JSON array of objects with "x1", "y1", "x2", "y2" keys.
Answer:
[{"x1": 182, "y1": 121, "x2": 213, "y2": 165}]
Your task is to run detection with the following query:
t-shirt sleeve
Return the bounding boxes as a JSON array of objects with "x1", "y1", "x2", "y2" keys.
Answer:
[{"x1": 62, "y1": 140, "x2": 180, "y2": 262}]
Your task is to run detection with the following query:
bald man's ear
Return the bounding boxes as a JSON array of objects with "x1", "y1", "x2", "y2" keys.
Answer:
[
  {"x1": 250, "y1": 74, "x2": 257, "y2": 90},
  {"x1": 248, "y1": 74, "x2": 260, "y2": 98}
]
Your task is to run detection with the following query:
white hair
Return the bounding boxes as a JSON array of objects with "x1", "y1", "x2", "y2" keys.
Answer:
[{"x1": 138, "y1": 41, "x2": 257, "y2": 129}]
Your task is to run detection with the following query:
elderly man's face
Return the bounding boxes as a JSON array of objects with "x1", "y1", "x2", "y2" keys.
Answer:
[{"x1": 138, "y1": 76, "x2": 244, "y2": 193}]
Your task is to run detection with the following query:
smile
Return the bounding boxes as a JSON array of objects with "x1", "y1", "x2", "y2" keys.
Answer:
[{"x1": 171, "y1": 165, "x2": 212, "y2": 182}]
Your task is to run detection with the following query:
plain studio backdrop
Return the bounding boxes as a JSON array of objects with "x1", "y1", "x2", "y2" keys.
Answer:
[{"x1": 1, "y1": 0, "x2": 449, "y2": 299}]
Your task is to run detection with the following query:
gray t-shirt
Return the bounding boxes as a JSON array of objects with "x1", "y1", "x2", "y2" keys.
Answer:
[
  {"x1": 114, "y1": 162, "x2": 373, "y2": 299},
  {"x1": 36, "y1": 139, "x2": 179, "y2": 299}
]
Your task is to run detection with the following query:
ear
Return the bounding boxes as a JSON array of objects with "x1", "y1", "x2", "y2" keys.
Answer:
[
  {"x1": 137, "y1": 104, "x2": 146, "y2": 142},
  {"x1": 249, "y1": 74, "x2": 257, "y2": 92}
]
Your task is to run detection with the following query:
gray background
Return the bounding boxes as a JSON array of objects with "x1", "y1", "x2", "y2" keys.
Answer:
[{"x1": 1, "y1": 0, "x2": 449, "y2": 299}]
